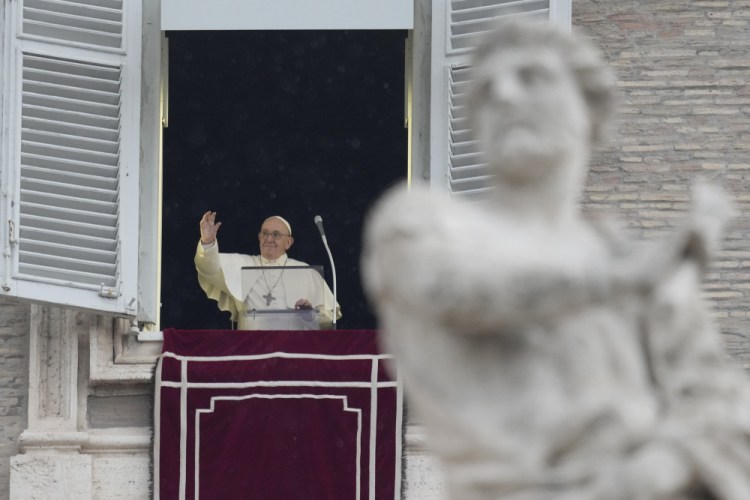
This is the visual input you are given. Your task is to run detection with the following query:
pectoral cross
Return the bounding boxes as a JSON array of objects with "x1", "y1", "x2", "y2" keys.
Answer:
[{"x1": 263, "y1": 292, "x2": 275, "y2": 306}]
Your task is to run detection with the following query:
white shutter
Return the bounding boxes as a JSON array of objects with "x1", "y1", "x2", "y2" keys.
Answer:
[
  {"x1": 0, "y1": 0, "x2": 141, "y2": 316},
  {"x1": 429, "y1": 0, "x2": 571, "y2": 201}
]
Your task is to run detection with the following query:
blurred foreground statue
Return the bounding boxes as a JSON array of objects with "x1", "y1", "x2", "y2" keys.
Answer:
[{"x1": 363, "y1": 20, "x2": 750, "y2": 499}]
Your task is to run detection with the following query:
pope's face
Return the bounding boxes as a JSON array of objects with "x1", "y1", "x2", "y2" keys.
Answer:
[
  {"x1": 258, "y1": 217, "x2": 293, "y2": 261},
  {"x1": 471, "y1": 46, "x2": 590, "y2": 183}
]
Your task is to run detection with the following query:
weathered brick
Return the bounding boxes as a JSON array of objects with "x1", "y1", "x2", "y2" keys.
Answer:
[
  {"x1": 617, "y1": 80, "x2": 669, "y2": 88},
  {"x1": 619, "y1": 156, "x2": 644, "y2": 163},
  {"x1": 693, "y1": 1, "x2": 730, "y2": 7},
  {"x1": 621, "y1": 144, "x2": 673, "y2": 152},
  {"x1": 692, "y1": 107, "x2": 741, "y2": 114},
  {"x1": 575, "y1": 0, "x2": 750, "y2": 367},
  {"x1": 684, "y1": 29, "x2": 717, "y2": 36},
  {"x1": 0, "y1": 298, "x2": 28, "y2": 500}
]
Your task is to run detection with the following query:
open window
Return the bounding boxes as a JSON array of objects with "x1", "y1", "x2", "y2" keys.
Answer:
[
  {"x1": 0, "y1": 0, "x2": 570, "y2": 324},
  {"x1": 0, "y1": 0, "x2": 414, "y2": 325},
  {"x1": 159, "y1": 28, "x2": 410, "y2": 330}
]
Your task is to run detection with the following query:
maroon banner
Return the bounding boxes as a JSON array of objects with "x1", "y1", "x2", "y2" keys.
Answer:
[{"x1": 154, "y1": 329, "x2": 402, "y2": 499}]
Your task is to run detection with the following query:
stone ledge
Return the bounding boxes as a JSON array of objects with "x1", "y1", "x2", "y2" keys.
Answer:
[
  {"x1": 18, "y1": 431, "x2": 89, "y2": 453},
  {"x1": 17, "y1": 428, "x2": 151, "y2": 454}
]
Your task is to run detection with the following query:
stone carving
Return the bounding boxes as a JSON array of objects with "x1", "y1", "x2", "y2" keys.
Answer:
[{"x1": 362, "y1": 20, "x2": 750, "y2": 499}]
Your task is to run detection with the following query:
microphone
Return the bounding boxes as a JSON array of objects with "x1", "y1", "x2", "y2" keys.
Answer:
[
  {"x1": 314, "y1": 215, "x2": 337, "y2": 329},
  {"x1": 314, "y1": 215, "x2": 326, "y2": 240}
]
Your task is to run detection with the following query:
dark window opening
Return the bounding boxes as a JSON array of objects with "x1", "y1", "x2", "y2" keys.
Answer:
[{"x1": 161, "y1": 30, "x2": 408, "y2": 330}]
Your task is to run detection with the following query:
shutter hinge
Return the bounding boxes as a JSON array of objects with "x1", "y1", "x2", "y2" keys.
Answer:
[
  {"x1": 3, "y1": 219, "x2": 13, "y2": 291},
  {"x1": 99, "y1": 284, "x2": 121, "y2": 299},
  {"x1": 7, "y1": 219, "x2": 17, "y2": 245},
  {"x1": 126, "y1": 297, "x2": 137, "y2": 315}
]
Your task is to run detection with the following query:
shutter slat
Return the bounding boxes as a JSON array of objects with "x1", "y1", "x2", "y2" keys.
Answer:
[
  {"x1": 449, "y1": 176, "x2": 494, "y2": 190},
  {"x1": 22, "y1": 129, "x2": 119, "y2": 154},
  {"x1": 62, "y1": 0, "x2": 123, "y2": 11},
  {"x1": 23, "y1": 116, "x2": 118, "y2": 142},
  {"x1": 22, "y1": 140, "x2": 118, "y2": 164},
  {"x1": 20, "y1": 250, "x2": 116, "y2": 275},
  {"x1": 24, "y1": 7, "x2": 122, "y2": 34},
  {"x1": 21, "y1": 215, "x2": 115, "y2": 243},
  {"x1": 450, "y1": 129, "x2": 474, "y2": 144},
  {"x1": 450, "y1": 140, "x2": 481, "y2": 156},
  {"x1": 24, "y1": 66, "x2": 120, "y2": 94},
  {"x1": 23, "y1": 81, "x2": 120, "y2": 106},
  {"x1": 25, "y1": 0, "x2": 123, "y2": 22},
  {"x1": 20, "y1": 225, "x2": 116, "y2": 251},
  {"x1": 448, "y1": 185, "x2": 495, "y2": 202},
  {"x1": 17, "y1": 261, "x2": 116, "y2": 287},
  {"x1": 22, "y1": 153, "x2": 117, "y2": 178},
  {"x1": 21, "y1": 178, "x2": 117, "y2": 203},
  {"x1": 21, "y1": 185, "x2": 118, "y2": 210},
  {"x1": 23, "y1": 19, "x2": 122, "y2": 49},
  {"x1": 21, "y1": 239, "x2": 116, "y2": 265},
  {"x1": 450, "y1": 162, "x2": 491, "y2": 178},
  {"x1": 450, "y1": 116, "x2": 470, "y2": 132},
  {"x1": 21, "y1": 165, "x2": 118, "y2": 191},
  {"x1": 24, "y1": 54, "x2": 120, "y2": 80},
  {"x1": 452, "y1": 0, "x2": 524, "y2": 9},
  {"x1": 23, "y1": 104, "x2": 118, "y2": 131},
  {"x1": 22, "y1": 201, "x2": 118, "y2": 228},
  {"x1": 23, "y1": 92, "x2": 119, "y2": 117},
  {"x1": 449, "y1": 152, "x2": 485, "y2": 169}
]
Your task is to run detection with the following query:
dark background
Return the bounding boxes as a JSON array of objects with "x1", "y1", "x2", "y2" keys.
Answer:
[{"x1": 160, "y1": 30, "x2": 408, "y2": 330}]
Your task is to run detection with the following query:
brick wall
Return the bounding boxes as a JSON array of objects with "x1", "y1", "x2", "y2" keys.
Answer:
[
  {"x1": 0, "y1": 299, "x2": 29, "y2": 500},
  {"x1": 574, "y1": 0, "x2": 750, "y2": 366}
]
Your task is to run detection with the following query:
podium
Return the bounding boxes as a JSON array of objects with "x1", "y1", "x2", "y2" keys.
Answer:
[
  {"x1": 243, "y1": 308, "x2": 320, "y2": 330},
  {"x1": 154, "y1": 329, "x2": 402, "y2": 500},
  {"x1": 240, "y1": 265, "x2": 328, "y2": 330}
]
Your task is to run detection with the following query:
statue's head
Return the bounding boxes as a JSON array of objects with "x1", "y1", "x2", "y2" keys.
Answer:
[{"x1": 468, "y1": 20, "x2": 616, "y2": 186}]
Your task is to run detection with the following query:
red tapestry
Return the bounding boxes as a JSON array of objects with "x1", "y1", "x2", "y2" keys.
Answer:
[{"x1": 154, "y1": 329, "x2": 402, "y2": 499}]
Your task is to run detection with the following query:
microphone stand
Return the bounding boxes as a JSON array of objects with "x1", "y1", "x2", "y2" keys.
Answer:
[{"x1": 319, "y1": 232, "x2": 337, "y2": 329}]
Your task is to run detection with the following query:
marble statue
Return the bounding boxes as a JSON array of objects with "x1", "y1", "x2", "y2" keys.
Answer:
[{"x1": 362, "y1": 20, "x2": 750, "y2": 499}]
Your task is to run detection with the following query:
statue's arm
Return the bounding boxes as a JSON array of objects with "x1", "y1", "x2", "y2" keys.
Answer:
[
  {"x1": 362, "y1": 185, "x2": 617, "y2": 330},
  {"x1": 363, "y1": 183, "x2": 732, "y2": 332}
]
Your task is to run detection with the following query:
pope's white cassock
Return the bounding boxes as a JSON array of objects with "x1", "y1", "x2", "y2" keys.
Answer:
[{"x1": 195, "y1": 240, "x2": 340, "y2": 330}]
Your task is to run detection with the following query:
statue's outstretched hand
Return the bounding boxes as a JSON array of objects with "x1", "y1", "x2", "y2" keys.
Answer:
[
  {"x1": 610, "y1": 183, "x2": 734, "y2": 297},
  {"x1": 683, "y1": 182, "x2": 734, "y2": 269},
  {"x1": 200, "y1": 211, "x2": 222, "y2": 244}
]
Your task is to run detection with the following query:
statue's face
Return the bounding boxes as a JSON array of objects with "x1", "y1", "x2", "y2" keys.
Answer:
[
  {"x1": 471, "y1": 46, "x2": 590, "y2": 183},
  {"x1": 258, "y1": 217, "x2": 293, "y2": 260}
]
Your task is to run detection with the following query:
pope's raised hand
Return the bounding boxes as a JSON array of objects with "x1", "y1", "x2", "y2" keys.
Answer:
[{"x1": 200, "y1": 211, "x2": 222, "y2": 244}]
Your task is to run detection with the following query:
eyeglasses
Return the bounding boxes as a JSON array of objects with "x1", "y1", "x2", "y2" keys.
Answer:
[{"x1": 258, "y1": 230, "x2": 290, "y2": 240}]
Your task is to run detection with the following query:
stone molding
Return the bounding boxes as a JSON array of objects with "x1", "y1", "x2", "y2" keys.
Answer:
[
  {"x1": 27, "y1": 305, "x2": 80, "y2": 432},
  {"x1": 89, "y1": 316, "x2": 159, "y2": 385}
]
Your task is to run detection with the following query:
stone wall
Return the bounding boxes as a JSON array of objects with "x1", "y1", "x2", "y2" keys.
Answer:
[
  {"x1": 575, "y1": 0, "x2": 750, "y2": 367},
  {"x1": 0, "y1": 299, "x2": 29, "y2": 500}
]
